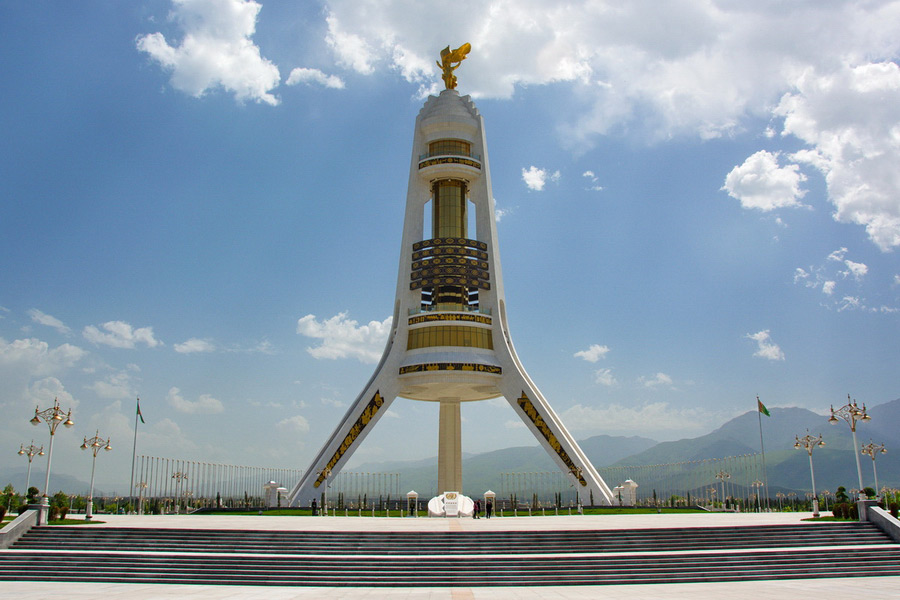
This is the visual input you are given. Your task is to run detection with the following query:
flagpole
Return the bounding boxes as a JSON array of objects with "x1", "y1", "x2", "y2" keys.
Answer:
[
  {"x1": 757, "y1": 396, "x2": 770, "y2": 511},
  {"x1": 130, "y1": 397, "x2": 140, "y2": 512}
]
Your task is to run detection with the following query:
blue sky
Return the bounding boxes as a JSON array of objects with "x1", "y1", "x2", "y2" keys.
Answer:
[{"x1": 2, "y1": 0, "x2": 898, "y2": 494}]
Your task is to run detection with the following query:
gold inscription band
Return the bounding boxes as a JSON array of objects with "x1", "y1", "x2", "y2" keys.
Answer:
[
  {"x1": 517, "y1": 392, "x2": 587, "y2": 486},
  {"x1": 314, "y1": 392, "x2": 385, "y2": 488},
  {"x1": 419, "y1": 156, "x2": 481, "y2": 170},
  {"x1": 399, "y1": 363, "x2": 502, "y2": 375},
  {"x1": 408, "y1": 313, "x2": 491, "y2": 325}
]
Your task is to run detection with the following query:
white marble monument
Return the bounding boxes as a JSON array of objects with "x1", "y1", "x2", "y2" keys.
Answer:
[{"x1": 289, "y1": 44, "x2": 614, "y2": 508}]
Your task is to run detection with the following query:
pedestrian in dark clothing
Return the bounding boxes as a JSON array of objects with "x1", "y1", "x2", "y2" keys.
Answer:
[{"x1": 486, "y1": 499, "x2": 493, "y2": 519}]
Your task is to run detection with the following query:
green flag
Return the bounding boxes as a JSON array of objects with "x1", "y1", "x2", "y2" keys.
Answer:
[
  {"x1": 136, "y1": 398, "x2": 145, "y2": 424},
  {"x1": 757, "y1": 397, "x2": 770, "y2": 417}
]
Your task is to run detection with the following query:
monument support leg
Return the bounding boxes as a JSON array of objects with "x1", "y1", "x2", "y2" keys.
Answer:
[
  {"x1": 287, "y1": 368, "x2": 398, "y2": 507},
  {"x1": 438, "y1": 399, "x2": 462, "y2": 493},
  {"x1": 499, "y1": 374, "x2": 615, "y2": 506}
]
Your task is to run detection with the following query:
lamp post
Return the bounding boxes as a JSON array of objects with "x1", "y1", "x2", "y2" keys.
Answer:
[
  {"x1": 794, "y1": 430, "x2": 825, "y2": 517},
  {"x1": 17, "y1": 441, "x2": 45, "y2": 498},
  {"x1": 860, "y1": 442, "x2": 887, "y2": 498},
  {"x1": 829, "y1": 394, "x2": 870, "y2": 493},
  {"x1": 135, "y1": 482, "x2": 148, "y2": 515},
  {"x1": 80, "y1": 431, "x2": 111, "y2": 520},
  {"x1": 715, "y1": 471, "x2": 730, "y2": 510},
  {"x1": 30, "y1": 397, "x2": 74, "y2": 522},
  {"x1": 171, "y1": 472, "x2": 188, "y2": 514},
  {"x1": 751, "y1": 480, "x2": 763, "y2": 512}
]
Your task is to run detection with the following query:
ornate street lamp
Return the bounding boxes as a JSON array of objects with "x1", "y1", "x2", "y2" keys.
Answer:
[
  {"x1": 860, "y1": 442, "x2": 887, "y2": 498},
  {"x1": 794, "y1": 430, "x2": 825, "y2": 517},
  {"x1": 30, "y1": 397, "x2": 74, "y2": 521},
  {"x1": 750, "y1": 480, "x2": 763, "y2": 512},
  {"x1": 171, "y1": 471, "x2": 188, "y2": 514},
  {"x1": 829, "y1": 394, "x2": 870, "y2": 493},
  {"x1": 17, "y1": 441, "x2": 45, "y2": 498},
  {"x1": 80, "y1": 431, "x2": 112, "y2": 520},
  {"x1": 715, "y1": 471, "x2": 730, "y2": 509},
  {"x1": 135, "y1": 481, "x2": 149, "y2": 515}
]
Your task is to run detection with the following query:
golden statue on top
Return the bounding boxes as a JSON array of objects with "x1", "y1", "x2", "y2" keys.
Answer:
[{"x1": 437, "y1": 43, "x2": 471, "y2": 90}]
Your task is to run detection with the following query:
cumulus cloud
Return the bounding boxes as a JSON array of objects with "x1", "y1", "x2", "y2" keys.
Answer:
[
  {"x1": 639, "y1": 372, "x2": 674, "y2": 388},
  {"x1": 778, "y1": 62, "x2": 900, "y2": 251},
  {"x1": 582, "y1": 171, "x2": 604, "y2": 191},
  {"x1": 521, "y1": 166, "x2": 560, "y2": 191},
  {"x1": 0, "y1": 337, "x2": 87, "y2": 376},
  {"x1": 745, "y1": 330, "x2": 785, "y2": 361},
  {"x1": 593, "y1": 368, "x2": 617, "y2": 387},
  {"x1": 296, "y1": 312, "x2": 391, "y2": 363},
  {"x1": 323, "y1": 3, "x2": 898, "y2": 139},
  {"x1": 174, "y1": 338, "x2": 217, "y2": 353},
  {"x1": 88, "y1": 371, "x2": 138, "y2": 400},
  {"x1": 28, "y1": 377, "x2": 78, "y2": 409},
  {"x1": 286, "y1": 67, "x2": 345, "y2": 89},
  {"x1": 574, "y1": 344, "x2": 610, "y2": 362},
  {"x1": 722, "y1": 150, "x2": 807, "y2": 211},
  {"x1": 795, "y1": 248, "x2": 882, "y2": 310},
  {"x1": 136, "y1": 0, "x2": 281, "y2": 105},
  {"x1": 167, "y1": 386, "x2": 224, "y2": 414},
  {"x1": 277, "y1": 414, "x2": 310, "y2": 433},
  {"x1": 83, "y1": 321, "x2": 161, "y2": 349},
  {"x1": 27, "y1": 309, "x2": 71, "y2": 335}
]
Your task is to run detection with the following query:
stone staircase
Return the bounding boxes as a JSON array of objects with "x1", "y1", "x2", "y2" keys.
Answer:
[{"x1": 1, "y1": 522, "x2": 897, "y2": 587}]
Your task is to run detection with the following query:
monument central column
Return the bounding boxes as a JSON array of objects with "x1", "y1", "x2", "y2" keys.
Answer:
[{"x1": 437, "y1": 399, "x2": 462, "y2": 493}]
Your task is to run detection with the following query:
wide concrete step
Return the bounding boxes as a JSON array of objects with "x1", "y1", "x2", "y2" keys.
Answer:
[
  {"x1": 1, "y1": 547, "x2": 898, "y2": 586},
  {"x1": 11, "y1": 523, "x2": 891, "y2": 555}
]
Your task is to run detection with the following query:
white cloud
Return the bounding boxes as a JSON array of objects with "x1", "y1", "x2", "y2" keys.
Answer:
[
  {"x1": 277, "y1": 414, "x2": 310, "y2": 433},
  {"x1": 796, "y1": 248, "x2": 879, "y2": 310},
  {"x1": 167, "y1": 386, "x2": 224, "y2": 414},
  {"x1": 296, "y1": 312, "x2": 391, "y2": 363},
  {"x1": 83, "y1": 321, "x2": 161, "y2": 349},
  {"x1": 88, "y1": 371, "x2": 138, "y2": 400},
  {"x1": 28, "y1": 377, "x2": 78, "y2": 410},
  {"x1": 321, "y1": 397, "x2": 346, "y2": 408},
  {"x1": 574, "y1": 344, "x2": 610, "y2": 362},
  {"x1": 174, "y1": 338, "x2": 217, "y2": 353},
  {"x1": 521, "y1": 166, "x2": 560, "y2": 191},
  {"x1": 136, "y1": 0, "x2": 281, "y2": 106},
  {"x1": 722, "y1": 150, "x2": 807, "y2": 211},
  {"x1": 639, "y1": 372, "x2": 674, "y2": 388},
  {"x1": 286, "y1": 67, "x2": 345, "y2": 89},
  {"x1": 593, "y1": 368, "x2": 617, "y2": 387},
  {"x1": 778, "y1": 62, "x2": 900, "y2": 251},
  {"x1": 27, "y1": 309, "x2": 71, "y2": 335},
  {"x1": 322, "y1": 2, "x2": 900, "y2": 143},
  {"x1": 745, "y1": 330, "x2": 785, "y2": 361},
  {"x1": 582, "y1": 170, "x2": 604, "y2": 191},
  {"x1": 0, "y1": 337, "x2": 87, "y2": 376}
]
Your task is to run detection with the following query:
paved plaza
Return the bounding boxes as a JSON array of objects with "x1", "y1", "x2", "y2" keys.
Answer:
[{"x1": 2, "y1": 511, "x2": 898, "y2": 598}]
